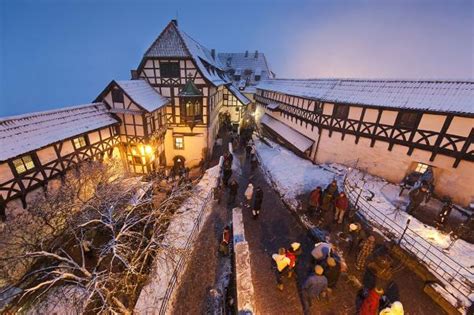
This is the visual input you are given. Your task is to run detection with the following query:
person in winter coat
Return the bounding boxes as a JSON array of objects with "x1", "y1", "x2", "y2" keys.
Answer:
[
  {"x1": 302, "y1": 265, "x2": 328, "y2": 314},
  {"x1": 334, "y1": 192, "x2": 349, "y2": 224},
  {"x1": 360, "y1": 287, "x2": 384, "y2": 315},
  {"x1": 322, "y1": 180, "x2": 339, "y2": 212},
  {"x1": 244, "y1": 183, "x2": 254, "y2": 209},
  {"x1": 406, "y1": 184, "x2": 428, "y2": 215},
  {"x1": 348, "y1": 222, "x2": 366, "y2": 256},
  {"x1": 436, "y1": 197, "x2": 453, "y2": 229},
  {"x1": 219, "y1": 226, "x2": 231, "y2": 256},
  {"x1": 222, "y1": 165, "x2": 232, "y2": 186},
  {"x1": 356, "y1": 235, "x2": 376, "y2": 270},
  {"x1": 228, "y1": 178, "x2": 239, "y2": 205},
  {"x1": 272, "y1": 247, "x2": 291, "y2": 291},
  {"x1": 252, "y1": 186, "x2": 263, "y2": 218},
  {"x1": 285, "y1": 248, "x2": 296, "y2": 278},
  {"x1": 245, "y1": 143, "x2": 252, "y2": 158},
  {"x1": 324, "y1": 257, "x2": 341, "y2": 289},
  {"x1": 311, "y1": 242, "x2": 332, "y2": 264},
  {"x1": 379, "y1": 301, "x2": 404, "y2": 315},
  {"x1": 250, "y1": 154, "x2": 258, "y2": 171},
  {"x1": 308, "y1": 187, "x2": 323, "y2": 215}
]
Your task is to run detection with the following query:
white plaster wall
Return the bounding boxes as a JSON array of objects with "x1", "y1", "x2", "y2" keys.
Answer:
[
  {"x1": 164, "y1": 126, "x2": 208, "y2": 168},
  {"x1": 36, "y1": 146, "x2": 57, "y2": 165}
]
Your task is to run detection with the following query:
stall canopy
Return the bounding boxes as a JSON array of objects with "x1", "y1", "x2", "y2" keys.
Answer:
[{"x1": 260, "y1": 114, "x2": 314, "y2": 153}]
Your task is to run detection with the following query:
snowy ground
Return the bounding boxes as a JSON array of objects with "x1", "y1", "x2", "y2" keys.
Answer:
[{"x1": 254, "y1": 137, "x2": 473, "y2": 313}]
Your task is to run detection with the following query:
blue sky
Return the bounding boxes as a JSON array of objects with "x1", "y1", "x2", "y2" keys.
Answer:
[{"x1": 1, "y1": 0, "x2": 473, "y2": 117}]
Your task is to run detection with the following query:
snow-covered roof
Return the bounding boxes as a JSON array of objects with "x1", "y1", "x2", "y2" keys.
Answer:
[
  {"x1": 267, "y1": 103, "x2": 280, "y2": 110},
  {"x1": 115, "y1": 80, "x2": 169, "y2": 112},
  {"x1": 257, "y1": 79, "x2": 474, "y2": 114},
  {"x1": 260, "y1": 114, "x2": 314, "y2": 153},
  {"x1": 227, "y1": 84, "x2": 251, "y2": 106},
  {"x1": 0, "y1": 103, "x2": 119, "y2": 161},
  {"x1": 144, "y1": 21, "x2": 227, "y2": 86}
]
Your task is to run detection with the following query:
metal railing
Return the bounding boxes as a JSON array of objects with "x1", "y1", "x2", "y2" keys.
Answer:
[
  {"x1": 344, "y1": 172, "x2": 473, "y2": 304},
  {"x1": 157, "y1": 165, "x2": 222, "y2": 315}
]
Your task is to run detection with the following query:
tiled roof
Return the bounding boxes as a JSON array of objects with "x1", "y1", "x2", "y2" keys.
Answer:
[
  {"x1": 218, "y1": 52, "x2": 275, "y2": 88},
  {"x1": 257, "y1": 79, "x2": 474, "y2": 114},
  {"x1": 116, "y1": 80, "x2": 169, "y2": 112},
  {"x1": 144, "y1": 21, "x2": 227, "y2": 86},
  {"x1": 0, "y1": 103, "x2": 119, "y2": 161}
]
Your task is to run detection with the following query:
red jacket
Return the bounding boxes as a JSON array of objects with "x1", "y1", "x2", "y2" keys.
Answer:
[
  {"x1": 309, "y1": 189, "x2": 322, "y2": 206},
  {"x1": 360, "y1": 289, "x2": 382, "y2": 315},
  {"x1": 286, "y1": 251, "x2": 296, "y2": 268},
  {"x1": 222, "y1": 230, "x2": 230, "y2": 245},
  {"x1": 335, "y1": 195, "x2": 349, "y2": 210}
]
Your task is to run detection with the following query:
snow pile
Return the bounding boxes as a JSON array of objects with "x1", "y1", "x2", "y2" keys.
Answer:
[
  {"x1": 134, "y1": 164, "x2": 221, "y2": 314},
  {"x1": 254, "y1": 137, "x2": 473, "y2": 312}
]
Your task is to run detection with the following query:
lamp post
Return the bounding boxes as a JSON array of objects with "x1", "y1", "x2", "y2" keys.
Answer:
[{"x1": 398, "y1": 218, "x2": 411, "y2": 245}]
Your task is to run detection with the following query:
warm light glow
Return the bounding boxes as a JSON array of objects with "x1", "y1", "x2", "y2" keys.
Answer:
[{"x1": 145, "y1": 145, "x2": 153, "y2": 155}]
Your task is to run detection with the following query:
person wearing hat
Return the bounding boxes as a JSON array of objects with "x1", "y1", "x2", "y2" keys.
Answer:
[
  {"x1": 302, "y1": 265, "x2": 328, "y2": 314},
  {"x1": 360, "y1": 287, "x2": 384, "y2": 315},
  {"x1": 285, "y1": 242, "x2": 302, "y2": 278},
  {"x1": 356, "y1": 235, "x2": 376, "y2": 270},
  {"x1": 324, "y1": 257, "x2": 341, "y2": 289},
  {"x1": 272, "y1": 247, "x2": 291, "y2": 291},
  {"x1": 379, "y1": 301, "x2": 404, "y2": 315},
  {"x1": 311, "y1": 242, "x2": 332, "y2": 265},
  {"x1": 334, "y1": 192, "x2": 349, "y2": 224},
  {"x1": 348, "y1": 222, "x2": 366, "y2": 256}
]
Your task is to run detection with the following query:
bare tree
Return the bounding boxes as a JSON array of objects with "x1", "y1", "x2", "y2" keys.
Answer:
[{"x1": 1, "y1": 159, "x2": 197, "y2": 314}]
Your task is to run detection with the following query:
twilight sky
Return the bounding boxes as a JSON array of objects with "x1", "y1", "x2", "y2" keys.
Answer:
[{"x1": 0, "y1": 0, "x2": 473, "y2": 117}]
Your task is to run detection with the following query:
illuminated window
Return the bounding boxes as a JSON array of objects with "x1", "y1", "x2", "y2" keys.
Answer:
[
  {"x1": 415, "y1": 162, "x2": 429, "y2": 173},
  {"x1": 73, "y1": 136, "x2": 87, "y2": 149},
  {"x1": 133, "y1": 156, "x2": 143, "y2": 164},
  {"x1": 174, "y1": 137, "x2": 184, "y2": 150},
  {"x1": 13, "y1": 155, "x2": 35, "y2": 174}
]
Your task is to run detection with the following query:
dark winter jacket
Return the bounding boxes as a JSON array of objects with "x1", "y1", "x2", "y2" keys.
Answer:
[
  {"x1": 303, "y1": 274, "x2": 328, "y2": 298},
  {"x1": 309, "y1": 189, "x2": 322, "y2": 207},
  {"x1": 229, "y1": 181, "x2": 239, "y2": 195},
  {"x1": 324, "y1": 262, "x2": 341, "y2": 288},
  {"x1": 408, "y1": 187, "x2": 428, "y2": 205},
  {"x1": 253, "y1": 188, "x2": 263, "y2": 210},
  {"x1": 360, "y1": 289, "x2": 382, "y2": 315},
  {"x1": 324, "y1": 183, "x2": 339, "y2": 197},
  {"x1": 335, "y1": 195, "x2": 349, "y2": 210}
]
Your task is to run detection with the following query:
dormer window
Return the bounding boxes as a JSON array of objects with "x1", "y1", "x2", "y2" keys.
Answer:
[
  {"x1": 73, "y1": 136, "x2": 88, "y2": 150},
  {"x1": 396, "y1": 111, "x2": 420, "y2": 129},
  {"x1": 333, "y1": 104, "x2": 349, "y2": 119}
]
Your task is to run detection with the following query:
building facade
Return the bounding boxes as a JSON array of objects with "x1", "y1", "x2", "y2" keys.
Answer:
[{"x1": 254, "y1": 79, "x2": 474, "y2": 206}]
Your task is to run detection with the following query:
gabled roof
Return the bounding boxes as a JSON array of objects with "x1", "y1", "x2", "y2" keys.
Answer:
[
  {"x1": 227, "y1": 84, "x2": 251, "y2": 106},
  {"x1": 257, "y1": 79, "x2": 474, "y2": 115},
  {"x1": 143, "y1": 20, "x2": 227, "y2": 86},
  {"x1": 179, "y1": 80, "x2": 203, "y2": 97},
  {"x1": 0, "y1": 103, "x2": 119, "y2": 161},
  {"x1": 115, "y1": 80, "x2": 169, "y2": 112}
]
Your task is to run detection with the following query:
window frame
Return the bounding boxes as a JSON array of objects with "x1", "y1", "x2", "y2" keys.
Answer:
[
  {"x1": 12, "y1": 155, "x2": 36, "y2": 175},
  {"x1": 181, "y1": 97, "x2": 203, "y2": 122},
  {"x1": 111, "y1": 89, "x2": 124, "y2": 103},
  {"x1": 72, "y1": 136, "x2": 88, "y2": 150},
  {"x1": 159, "y1": 62, "x2": 180, "y2": 78},
  {"x1": 395, "y1": 111, "x2": 420, "y2": 129},
  {"x1": 332, "y1": 104, "x2": 349, "y2": 119},
  {"x1": 174, "y1": 136, "x2": 184, "y2": 150},
  {"x1": 415, "y1": 162, "x2": 429, "y2": 174}
]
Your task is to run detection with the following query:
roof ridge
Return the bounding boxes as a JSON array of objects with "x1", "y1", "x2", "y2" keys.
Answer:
[
  {"x1": 0, "y1": 103, "x2": 106, "y2": 122},
  {"x1": 268, "y1": 78, "x2": 474, "y2": 84}
]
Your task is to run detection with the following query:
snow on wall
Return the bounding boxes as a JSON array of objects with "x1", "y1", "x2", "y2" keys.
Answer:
[{"x1": 134, "y1": 164, "x2": 221, "y2": 315}]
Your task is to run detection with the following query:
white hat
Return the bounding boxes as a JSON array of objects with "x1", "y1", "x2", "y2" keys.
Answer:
[
  {"x1": 291, "y1": 242, "x2": 301, "y2": 251},
  {"x1": 349, "y1": 223, "x2": 358, "y2": 231}
]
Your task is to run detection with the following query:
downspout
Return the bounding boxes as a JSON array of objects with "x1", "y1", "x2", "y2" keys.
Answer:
[{"x1": 312, "y1": 126, "x2": 323, "y2": 163}]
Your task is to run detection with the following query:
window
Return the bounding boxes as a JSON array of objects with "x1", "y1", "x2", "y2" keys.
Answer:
[
  {"x1": 223, "y1": 94, "x2": 229, "y2": 101},
  {"x1": 396, "y1": 111, "x2": 419, "y2": 129},
  {"x1": 182, "y1": 99, "x2": 203, "y2": 121},
  {"x1": 333, "y1": 104, "x2": 349, "y2": 119},
  {"x1": 13, "y1": 155, "x2": 35, "y2": 174},
  {"x1": 415, "y1": 162, "x2": 429, "y2": 173},
  {"x1": 174, "y1": 137, "x2": 184, "y2": 150},
  {"x1": 160, "y1": 62, "x2": 180, "y2": 78},
  {"x1": 255, "y1": 75, "x2": 261, "y2": 81},
  {"x1": 133, "y1": 156, "x2": 143, "y2": 164},
  {"x1": 73, "y1": 136, "x2": 87, "y2": 149},
  {"x1": 234, "y1": 75, "x2": 241, "y2": 81},
  {"x1": 111, "y1": 89, "x2": 124, "y2": 103}
]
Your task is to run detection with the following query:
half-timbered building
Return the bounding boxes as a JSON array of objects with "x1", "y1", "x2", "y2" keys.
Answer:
[
  {"x1": 0, "y1": 103, "x2": 121, "y2": 212},
  {"x1": 133, "y1": 20, "x2": 250, "y2": 167},
  {"x1": 254, "y1": 79, "x2": 474, "y2": 206}
]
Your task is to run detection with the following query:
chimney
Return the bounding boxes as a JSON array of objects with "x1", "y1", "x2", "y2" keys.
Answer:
[
  {"x1": 245, "y1": 50, "x2": 248, "y2": 58},
  {"x1": 130, "y1": 70, "x2": 138, "y2": 79},
  {"x1": 254, "y1": 50, "x2": 259, "y2": 59},
  {"x1": 211, "y1": 49, "x2": 215, "y2": 59},
  {"x1": 171, "y1": 19, "x2": 178, "y2": 26}
]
